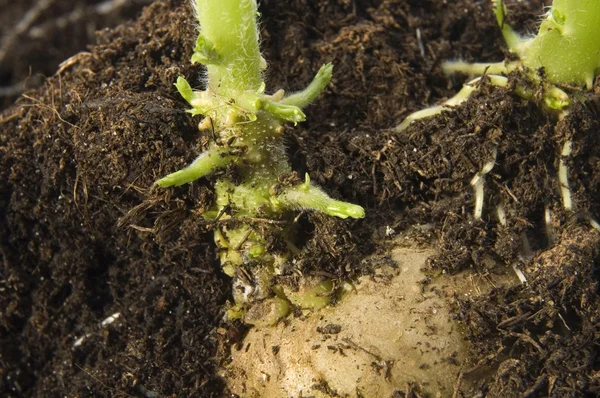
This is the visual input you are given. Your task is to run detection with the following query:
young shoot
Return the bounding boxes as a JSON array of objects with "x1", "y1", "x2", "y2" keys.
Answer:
[
  {"x1": 398, "y1": 0, "x2": 600, "y2": 133},
  {"x1": 155, "y1": 0, "x2": 364, "y2": 325},
  {"x1": 397, "y1": 0, "x2": 600, "y2": 222},
  {"x1": 394, "y1": 0, "x2": 600, "y2": 282}
]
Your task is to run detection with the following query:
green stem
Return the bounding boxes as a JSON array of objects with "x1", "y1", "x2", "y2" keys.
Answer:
[
  {"x1": 156, "y1": 0, "x2": 365, "y2": 323},
  {"x1": 192, "y1": 0, "x2": 263, "y2": 93},
  {"x1": 494, "y1": 0, "x2": 600, "y2": 88}
]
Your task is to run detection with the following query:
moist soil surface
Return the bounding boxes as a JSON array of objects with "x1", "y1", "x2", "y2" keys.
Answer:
[{"x1": 1, "y1": 0, "x2": 599, "y2": 397}]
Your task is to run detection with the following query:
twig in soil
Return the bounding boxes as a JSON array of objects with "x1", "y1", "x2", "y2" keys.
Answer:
[
  {"x1": 496, "y1": 312, "x2": 531, "y2": 330},
  {"x1": 341, "y1": 337, "x2": 382, "y2": 362},
  {"x1": 117, "y1": 198, "x2": 159, "y2": 229},
  {"x1": 56, "y1": 52, "x2": 93, "y2": 75},
  {"x1": 556, "y1": 312, "x2": 572, "y2": 332},
  {"x1": 498, "y1": 182, "x2": 520, "y2": 204},
  {"x1": 468, "y1": 274, "x2": 483, "y2": 296},
  {"x1": 522, "y1": 374, "x2": 548, "y2": 398},
  {"x1": 451, "y1": 363, "x2": 465, "y2": 398},
  {"x1": 340, "y1": 338, "x2": 395, "y2": 382},
  {"x1": 463, "y1": 346, "x2": 504, "y2": 375},
  {"x1": 128, "y1": 224, "x2": 155, "y2": 233},
  {"x1": 0, "y1": 108, "x2": 24, "y2": 125},
  {"x1": 20, "y1": 94, "x2": 78, "y2": 129},
  {"x1": 233, "y1": 228, "x2": 253, "y2": 251},
  {"x1": 509, "y1": 331, "x2": 545, "y2": 355},
  {"x1": 215, "y1": 217, "x2": 288, "y2": 226},
  {"x1": 74, "y1": 363, "x2": 135, "y2": 397}
]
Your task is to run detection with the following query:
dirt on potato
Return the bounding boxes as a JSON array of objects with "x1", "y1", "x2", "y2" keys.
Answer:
[{"x1": 1, "y1": 0, "x2": 599, "y2": 397}]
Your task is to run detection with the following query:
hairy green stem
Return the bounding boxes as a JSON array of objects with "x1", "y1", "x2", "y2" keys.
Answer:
[
  {"x1": 495, "y1": 0, "x2": 600, "y2": 88},
  {"x1": 155, "y1": 0, "x2": 364, "y2": 324}
]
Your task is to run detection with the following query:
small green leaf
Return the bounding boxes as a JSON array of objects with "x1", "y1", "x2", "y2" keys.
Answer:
[
  {"x1": 551, "y1": 8, "x2": 566, "y2": 25},
  {"x1": 175, "y1": 76, "x2": 194, "y2": 104},
  {"x1": 191, "y1": 34, "x2": 221, "y2": 65},
  {"x1": 262, "y1": 100, "x2": 306, "y2": 124}
]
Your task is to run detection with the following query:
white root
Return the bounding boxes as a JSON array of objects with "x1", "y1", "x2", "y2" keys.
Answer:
[
  {"x1": 558, "y1": 140, "x2": 573, "y2": 211},
  {"x1": 544, "y1": 205, "x2": 556, "y2": 244},
  {"x1": 496, "y1": 205, "x2": 507, "y2": 226},
  {"x1": 511, "y1": 232, "x2": 532, "y2": 284},
  {"x1": 512, "y1": 264, "x2": 528, "y2": 284},
  {"x1": 589, "y1": 217, "x2": 600, "y2": 231},
  {"x1": 396, "y1": 74, "x2": 508, "y2": 133},
  {"x1": 441, "y1": 61, "x2": 508, "y2": 76},
  {"x1": 416, "y1": 28, "x2": 425, "y2": 58},
  {"x1": 471, "y1": 146, "x2": 498, "y2": 220},
  {"x1": 101, "y1": 312, "x2": 121, "y2": 327},
  {"x1": 472, "y1": 178, "x2": 485, "y2": 220}
]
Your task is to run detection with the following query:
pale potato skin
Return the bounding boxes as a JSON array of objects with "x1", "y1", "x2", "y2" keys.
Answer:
[{"x1": 222, "y1": 241, "x2": 515, "y2": 397}]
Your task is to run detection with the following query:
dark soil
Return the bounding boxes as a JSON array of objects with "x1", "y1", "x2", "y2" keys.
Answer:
[
  {"x1": 0, "y1": 0, "x2": 152, "y2": 110},
  {"x1": 1, "y1": 0, "x2": 599, "y2": 397}
]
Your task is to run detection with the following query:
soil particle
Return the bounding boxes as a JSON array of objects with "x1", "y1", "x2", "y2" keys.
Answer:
[{"x1": 316, "y1": 323, "x2": 342, "y2": 335}]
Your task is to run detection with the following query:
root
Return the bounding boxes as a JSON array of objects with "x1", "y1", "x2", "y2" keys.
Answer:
[
  {"x1": 496, "y1": 205, "x2": 507, "y2": 226},
  {"x1": 512, "y1": 265, "x2": 527, "y2": 284},
  {"x1": 441, "y1": 60, "x2": 507, "y2": 76},
  {"x1": 470, "y1": 147, "x2": 497, "y2": 220},
  {"x1": 589, "y1": 217, "x2": 600, "y2": 231},
  {"x1": 544, "y1": 205, "x2": 556, "y2": 245},
  {"x1": 497, "y1": 204, "x2": 527, "y2": 284},
  {"x1": 558, "y1": 140, "x2": 573, "y2": 211},
  {"x1": 395, "y1": 75, "x2": 507, "y2": 133},
  {"x1": 510, "y1": 232, "x2": 532, "y2": 285}
]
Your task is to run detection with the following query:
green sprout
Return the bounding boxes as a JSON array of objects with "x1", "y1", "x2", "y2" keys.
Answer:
[
  {"x1": 156, "y1": 0, "x2": 364, "y2": 325},
  {"x1": 397, "y1": 0, "x2": 600, "y2": 227}
]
